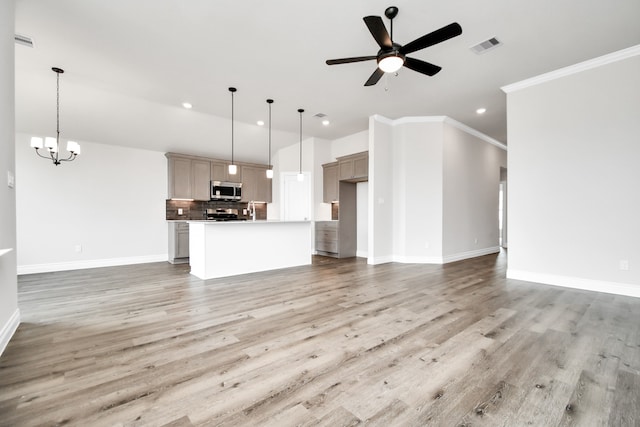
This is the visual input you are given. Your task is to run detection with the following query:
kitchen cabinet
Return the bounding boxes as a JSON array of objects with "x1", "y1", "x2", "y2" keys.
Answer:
[
  {"x1": 191, "y1": 159, "x2": 211, "y2": 201},
  {"x1": 211, "y1": 160, "x2": 242, "y2": 182},
  {"x1": 322, "y1": 162, "x2": 338, "y2": 203},
  {"x1": 167, "y1": 155, "x2": 192, "y2": 199},
  {"x1": 337, "y1": 151, "x2": 368, "y2": 182},
  {"x1": 241, "y1": 165, "x2": 272, "y2": 202},
  {"x1": 168, "y1": 221, "x2": 189, "y2": 264},
  {"x1": 315, "y1": 221, "x2": 338, "y2": 256},
  {"x1": 166, "y1": 154, "x2": 212, "y2": 201}
]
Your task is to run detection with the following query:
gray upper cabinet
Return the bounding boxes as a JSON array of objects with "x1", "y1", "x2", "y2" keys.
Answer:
[
  {"x1": 337, "y1": 151, "x2": 368, "y2": 182},
  {"x1": 167, "y1": 155, "x2": 192, "y2": 199},
  {"x1": 322, "y1": 162, "x2": 338, "y2": 203},
  {"x1": 167, "y1": 153, "x2": 269, "y2": 202},
  {"x1": 241, "y1": 165, "x2": 272, "y2": 202},
  {"x1": 191, "y1": 159, "x2": 211, "y2": 201}
]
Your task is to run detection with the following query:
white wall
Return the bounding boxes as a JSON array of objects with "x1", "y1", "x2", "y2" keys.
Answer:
[
  {"x1": 505, "y1": 48, "x2": 640, "y2": 297},
  {"x1": 368, "y1": 117, "x2": 395, "y2": 264},
  {"x1": 15, "y1": 134, "x2": 168, "y2": 273},
  {"x1": 368, "y1": 115, "x2": 506, "y2": 265},
  {"x1": 443, "y1": 122, "x2": 506, "y2": 261},
  {"x1": 0, "y1": 0, "x2": 19, "y2": 356},
  {"x1": 356, "y1": 182, "x2": 368, "y2": 257},
  {"x1": 331, "y1": 130, "x2": 368, "y2": 159},
  {"x1": 392, "y1": 120, "x2": 444, "y2": 263}
]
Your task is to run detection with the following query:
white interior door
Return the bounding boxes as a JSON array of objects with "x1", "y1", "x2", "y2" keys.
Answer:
[{"x1": 281, "y1": 172, "x2": 311, "y2": 221}]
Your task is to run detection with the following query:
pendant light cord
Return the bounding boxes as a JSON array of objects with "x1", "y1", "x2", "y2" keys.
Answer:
[
  {"x1": 298, "y1": 109, "x2": 304, "y2": 174},
  {"x1": 231, "y1": 90, "x2": 234, "y2": 165},
  {"x1": 268, "y1": 101, "x2": 272, "y2": 168}
]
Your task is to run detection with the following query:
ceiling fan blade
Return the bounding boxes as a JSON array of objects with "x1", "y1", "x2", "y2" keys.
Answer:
[
  {"x1": 399, "y1": 22, "x2": 462, "y2": 55},
  {"x1": 364, "y1": 68, "x2": 384, "y2": 86},
  {"x1": 363, "y1": 16, "x2": 392, "y2": 49},
  {"x1": 404, "y1": 57, "x2": 442, "y2": 76},
  {"x1": 326, "y1": 56, "x2": 377, "y2": 65}
]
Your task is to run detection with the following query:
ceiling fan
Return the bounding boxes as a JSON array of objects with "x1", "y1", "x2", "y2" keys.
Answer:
[{"x1": 326, "y1": 6, "x2": 462, "y2": 86}]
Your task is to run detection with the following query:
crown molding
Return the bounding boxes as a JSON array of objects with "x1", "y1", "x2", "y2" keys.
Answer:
[
  {"x1": 371, "y1": 115, "x2": 507, "y2": 150},
  {"x1": 501, "y1": 44, "x2": 640, "y2": 93}
]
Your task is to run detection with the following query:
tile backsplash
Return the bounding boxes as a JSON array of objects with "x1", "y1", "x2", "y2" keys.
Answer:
[{"x1": 166, "y1": 200, "x2": 267, "y2": 221}]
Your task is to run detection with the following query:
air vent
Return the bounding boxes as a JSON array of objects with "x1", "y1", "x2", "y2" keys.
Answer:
[
  {"x1": 470, "y1": 37, "x2": 501, "y2": 54},
  {"x1": 313, "y1": 113, "x2": 327, "y2": 118},
  {"x1": 14, "y1": 33, "x2": 34, "y2": 48}
]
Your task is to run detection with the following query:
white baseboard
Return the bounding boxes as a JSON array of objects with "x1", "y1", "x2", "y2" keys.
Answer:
[
  {"x1": 356, "y1": 250, "x2": 369, "y2": 258},
  {"x1": 367, "y1": 255, "x2": 394, "y2": 265},
  {"x1": 442, "y1": 247, "x2": 501, "y2": 264},
  {"x1": 507, "y1": 269, "x2": 640, "y2": 299},
  {"x1": 0, "y1": 308, "x2": 20, "y2": 356},
  {"x1": 17, "y1": 254, "x2": 169, "y2": 275},
  {"x1": 394, "y1": 247, "x2": 500, "y2": 265}
]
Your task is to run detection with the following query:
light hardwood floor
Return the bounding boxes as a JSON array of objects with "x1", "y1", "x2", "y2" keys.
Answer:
[{"x1": 1, "y1": 253, "x2": 638, "y2": 426}]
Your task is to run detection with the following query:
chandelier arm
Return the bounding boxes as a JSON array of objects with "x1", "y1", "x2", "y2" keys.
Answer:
[
  {"x1": 58, "y1": 152, "x2": 77, "y2": 162},
  {"x1": 34, "y1": 148, "x2": 54, "y2": 160}
]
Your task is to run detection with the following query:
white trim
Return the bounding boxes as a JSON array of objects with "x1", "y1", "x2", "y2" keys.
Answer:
[
  {"x1": 394, "y1": 255, "x2": 444, "y2": 264},
  {"x1": 501, "y1": 44, "x2": 640, "y2": 93},
  {"x1": 506, "y1": 269, "x2": 640, "y2": 299},
  {"x1": 17, "y1": 254, "x2": 168, "y2": 275},
  {"x1": 356, "y1": 250, "x2": 369, "y2": 258},
  {"x1": 0, "y1": 308, "x2": 20, "y2": 356},
  {"x1": 442, "y1": 247, "x2": 501, "y2": 264},
  {"x1": 367, "y1": 255, "x2": 394, "y2": 265},
  {"x1": 371, "y1": 114, "x2": 506, "y2": 150},
  {"x1": 443, "y1": 118, "x2": 507, "y2": 151}
]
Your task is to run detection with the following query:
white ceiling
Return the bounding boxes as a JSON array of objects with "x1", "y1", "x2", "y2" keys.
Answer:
[{"x1": 14, "y1": 0, "x2": 640, "y2": 163}]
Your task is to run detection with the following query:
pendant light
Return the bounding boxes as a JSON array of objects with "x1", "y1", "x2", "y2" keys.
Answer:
[
  {"x1": 297, "y1": 108, "x2": 304, "y2": 182},
  {"x1": 266, "y1": 99, "x2": 274, "y2": 179},
  {"x1": 228, "y1": 87, "x2": 237, "y2": 175},
  {"x1": 30, "y1": 67, "x2": 80, "y2": 166}
]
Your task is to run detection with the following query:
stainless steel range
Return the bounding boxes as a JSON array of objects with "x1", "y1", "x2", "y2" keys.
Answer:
[{"x1": 206, "y1": 208, "x2": 246, "y2": 221}]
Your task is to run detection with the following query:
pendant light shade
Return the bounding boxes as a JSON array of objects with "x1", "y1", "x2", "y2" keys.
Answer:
[
  {"x1": 31, "y1": 67, "x2": 80, "y2": 166},
  {"x1": 228, "y1": 87, "x2": 237, "y2": 175},
  {"x1": 266, "y1": 99, "x2": 274, "y2": 179},
  {"x1": 297, "y1": 108, "x2": 304, "y2": 182}
]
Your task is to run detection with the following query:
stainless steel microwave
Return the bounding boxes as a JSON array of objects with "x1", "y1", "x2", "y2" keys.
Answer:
[{"x1": 211, "y1": 181, "x2": 242, "y2": 201}]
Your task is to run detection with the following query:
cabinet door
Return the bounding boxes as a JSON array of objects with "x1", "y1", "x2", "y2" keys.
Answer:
[
  {"x1": 176, "y1": 227, "x2": 189, "y2": 258},
  {"x1": 353, "y1": 154, "x2": 368, "y2": 178},
  {"x1": 191, "y1": 160, "x2": 211, "y2": 201},
  {"x1": 338, "y1": 160, "x2": 354, "y2": 181},
  {"x1": 323, "y1": 163, "x2": 338, "y2": 202},
  {"x1": 168, "y1": 157, "x2": 192, "y2": 199},
  {"x1": 256, "y1": 167, "x2": 272, "y2": 202},
  {"x1": 211, "y1": 161, "x2": 228, "y2": 182},
  {"x1": 241, "y1": 166, "x2": 258, "y2": 201}
]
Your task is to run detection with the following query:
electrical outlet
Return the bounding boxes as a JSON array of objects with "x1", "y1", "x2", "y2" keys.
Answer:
[
  {"x1": 7, "y1": 171, "x2": 15, "y2": 188},
  {"x1": 178, "y1": 208, "x2": 183, "y2": 215},
  {"x1": 619, "y1": 260, "x2": 629, "y2": 271}
]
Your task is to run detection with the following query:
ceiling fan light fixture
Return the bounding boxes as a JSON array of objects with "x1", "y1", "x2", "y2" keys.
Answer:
[{"x1": 378, "y1": 54, "x2": 404, "y2": 73}]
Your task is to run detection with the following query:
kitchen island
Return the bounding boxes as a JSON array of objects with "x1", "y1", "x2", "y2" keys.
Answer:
[{"x1": 187, "y1": 220, "x2": 312, "y2": 280}]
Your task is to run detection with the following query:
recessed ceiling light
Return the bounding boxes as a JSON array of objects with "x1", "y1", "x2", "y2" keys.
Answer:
[
  {"x1": 182, "y1": 102, "x2": 192, "y2": 109},
  {"x1": 257, "y1": 120, "x2": 265, "y2": 126},
  {"x1": 322, "y1": 120, "x2": 330, "y2": 126},
  {"x1": 476, "y1": 108, "x2": 487, "y2": 114}
]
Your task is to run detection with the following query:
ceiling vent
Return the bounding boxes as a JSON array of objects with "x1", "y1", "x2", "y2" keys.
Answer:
[
  {"x1": 313, "y1": 113, "x2": 327, "y2": 118},
  {"x1": 14, "y1": 33, "x2": 34, "y2": 48},
  {"x1": 470, "y1": 37, "x2": 501, "y2": 54}
]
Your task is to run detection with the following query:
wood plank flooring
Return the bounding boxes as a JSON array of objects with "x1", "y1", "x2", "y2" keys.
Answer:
[{"x1": 1, "y1": 252, "x2": 639, "y2": 426}]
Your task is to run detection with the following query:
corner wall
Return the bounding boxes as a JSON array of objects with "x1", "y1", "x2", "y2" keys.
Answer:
[
  {"x1": 15, "y1": 134, "x2": 168, "y2": 273},
  {"x1": 0, "y1": 0, "x2": 19, "y2": 356},
  {"x1": 504, "y1": 46, "x2": 640, "y2": 297}
]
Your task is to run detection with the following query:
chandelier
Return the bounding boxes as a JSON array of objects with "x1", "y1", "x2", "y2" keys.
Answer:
[{"x1": 30, "y1": 67, "x2": 80, "y2": 165}]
